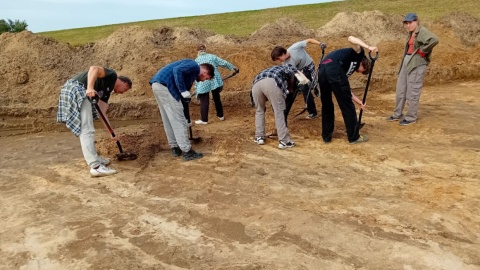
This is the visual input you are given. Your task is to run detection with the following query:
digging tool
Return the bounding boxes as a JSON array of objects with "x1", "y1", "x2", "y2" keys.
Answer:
[
  {"x1": 292, "y1": 43, "x2": 327, "y2": 118},
  {"x1": 90, "y1": 98, "x2": 138, "y2": 161},
  {"x1": 222, "y1": 68, "x2": 239, "y2": 81},
  {"x1": 191, "y1": 68, "x2": 239, "y2": 97},
  {"x1": 182, "y1": 98, "x2": 202, "y2": 143},
  {"x1": 355, "y1": 51, "x2": 379, "y2": 133}
]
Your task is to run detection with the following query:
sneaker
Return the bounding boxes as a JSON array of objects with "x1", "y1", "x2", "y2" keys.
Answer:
[
  {"x1": 399, "y1": 119, "x2": 416, "y2": 126},
  {"x1": 306, "y1": 114, "x2": 319, "y2": 119},
  {"x1": 97, "y1": 156, "x2": 111, "y2": 166},
  {"x1": 90, "y1": 165, "x2": 117, "y2": 177},
  {"x1": 218, "y1": 116, "x2": 225, "y2": 121},
  {"x1": 254, "y1": 137, "x2": 265, "y2": 145},
  {"x1": 349, "y1": 134, "x2": 369, "y2": 145},
  {"x1": 182, "y1": 149, "x2": 203, "y2": 161},
  {"x1": 278, "y1": 141, "x2": 295, "y2": 149},
  {"x1": 386, "y1": 115, "x2": 401, "y2": 122},
  {"x1": 171, "y1": 147, "x2": 182, "y2": 157},
  {"x1": 195, "y1": 120, "x2": 208, "y2": 125}
]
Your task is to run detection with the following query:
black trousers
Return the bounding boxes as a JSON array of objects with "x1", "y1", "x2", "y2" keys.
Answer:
[
  {"x1": 300, "y1": 65, "x2": 318, "y2": 116},
  {"x1": 198, "y1": 86, "x2": 224, "y2": 122},
  {"x1": 318, "y1": 62, "x2": 359, "y2": 142}
]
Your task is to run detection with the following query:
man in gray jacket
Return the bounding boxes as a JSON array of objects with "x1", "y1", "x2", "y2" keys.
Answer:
[{"x1": 386, "y1": 13, "x2": 439, "y2": 126}]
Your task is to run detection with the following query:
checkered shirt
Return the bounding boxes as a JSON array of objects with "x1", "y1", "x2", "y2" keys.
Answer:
[
  {"x1": 57, "y1": 80, "x2": 98, "y2": 137},
  {"x1": 252, "y1": 65, "x2": 298, "y2": 95},
  {"x1": 195, "y1": 52, "x2": 235, "y2": 95}
]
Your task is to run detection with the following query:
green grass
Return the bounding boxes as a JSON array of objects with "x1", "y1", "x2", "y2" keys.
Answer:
[{"x1": 39, "y1": 0, "x2": 480, "y2": 46}]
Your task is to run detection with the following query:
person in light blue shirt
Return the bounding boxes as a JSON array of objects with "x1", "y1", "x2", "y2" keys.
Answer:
[{"x1": 194, "y1": 44, "x2": 238, "y2": 124}]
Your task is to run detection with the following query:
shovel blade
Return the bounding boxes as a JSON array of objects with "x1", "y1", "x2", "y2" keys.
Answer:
[
  {"x1": 189, "y1": 137, "x2": 202, "y2": 144},
  {"x1": 116, "y1": 152, "x2": 138, "y2": 161}
]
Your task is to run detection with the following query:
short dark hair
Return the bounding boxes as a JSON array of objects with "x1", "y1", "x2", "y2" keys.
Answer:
[
  {"x1": 118, "y1": 75, "x2": 132, "y2": 88},
  {"x1": 271, "y1": 46, "x2": 287, "y2": 61},
  {"x1": 360, "y1": 56, "x2": 371, "y2": 75},
  {"x1": 200, "y1": 63, "x2": 215, "y2": 78}
]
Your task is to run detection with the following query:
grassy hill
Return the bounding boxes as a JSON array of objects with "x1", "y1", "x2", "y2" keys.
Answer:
[{"x1": 40, "y1": 0, "x2": 480, "y2": 46}]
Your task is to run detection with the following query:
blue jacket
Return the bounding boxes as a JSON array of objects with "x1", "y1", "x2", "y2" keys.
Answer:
[{"x1": 150, "y1": 59, "x2": 200, "y2": 101}]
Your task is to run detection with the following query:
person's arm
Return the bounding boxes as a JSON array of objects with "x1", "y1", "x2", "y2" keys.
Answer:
[
  {"x1": 85, "y1": 66, "x2": 106, "y2": 97},
  {"x1": 305, "y1": 38, "x2": 321, "y2": 46},
  {"x1": 214, "y1": 55, "x2": 235, "y2": 70},
  {"x1": 351, "y1": 91, "x2": 366, "y2": 110},
  {"x1": 347, "y1": 36, "x2": 378, "y2": 54},
  {"x1": 416, "y1": 27, "x2": 439, "y2": 57}
]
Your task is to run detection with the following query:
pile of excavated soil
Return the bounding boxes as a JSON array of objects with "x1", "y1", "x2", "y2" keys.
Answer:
[
  {"x1": 1, "y1": 11, "x2": 480, "y2": 128},
  {"x1": 436, "y1": 11, "x2": 480, "y2": 47},
  {"x1": 316, "y1": 10, "x2": 404, "y2": 45}
]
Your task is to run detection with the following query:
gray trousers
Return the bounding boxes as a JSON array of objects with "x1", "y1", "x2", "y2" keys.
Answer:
[
  {"x1": 252, "y1": 78, "x2": 291, "y2": 143},
  {"x1": 152, "y1": 83, "x2": 191, "y2": 152},
  {"x1": 79, "y1": 98, "x2": 101, "y2": 168},
  {"x1": 393, "y1": 55, "x2": 427, "y2": 122}
]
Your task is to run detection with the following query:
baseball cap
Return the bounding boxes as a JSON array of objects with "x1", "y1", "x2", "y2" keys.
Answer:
[
  {"x1": 403, "y1": 13, "x2": 418, "y2": 22},
  {"x1": 197, "y1": 44, "x2": 206, "y2": 51}
]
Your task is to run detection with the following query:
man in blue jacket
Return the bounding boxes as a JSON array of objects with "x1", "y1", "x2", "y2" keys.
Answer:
[{"x1": 149, "y1": 59, "x2": 214, "y2": 161}]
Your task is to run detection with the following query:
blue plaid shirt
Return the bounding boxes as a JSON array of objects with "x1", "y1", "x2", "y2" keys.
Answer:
[
  {"x1": 195, "y1": 52, "x2": 235, "y2": 95},
  {"x1": 252, "y1": 65, "x2": 298, "y2": 95},
  {"x1": 149, "y1": 59, "x2": 200, "y2": 101}
]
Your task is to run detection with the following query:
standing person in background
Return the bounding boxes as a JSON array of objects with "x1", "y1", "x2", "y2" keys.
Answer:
[
  {"x1": 57, "y1": 66, "x2": 132, "y2": 177},
  {"x1": 318, "y1": 36, "x2": 378, "y2": 144},
  {"x1": 271, "y1": 38, "x2": 325, "y2": 119},
  {"x1": 194, "y1": 44, "x2": 239, "y2": 125},
  {"x1": 149, "y1": 59, "x2": 214, "y2": 161},
  {"x1": 386, "y1": 13, "x2": 439, "y2": 126},
  {"x1": 251, "y1": 64, "x2": 309, "y2": 149}
]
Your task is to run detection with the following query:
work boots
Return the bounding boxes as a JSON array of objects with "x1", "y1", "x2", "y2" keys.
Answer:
[{"x1": 182, "y1": 149, "x2": 203, "y2": 161}]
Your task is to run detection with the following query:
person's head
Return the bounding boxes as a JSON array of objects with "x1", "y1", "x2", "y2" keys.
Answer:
[
  {"x1": 114, "y1": 75, "x2": 132, "y2": 94},
  {"x1": 271, "y1": 46, "x2": 289, "y2": 62},
  {"x1": 197, "y1": 63, "x2": 215, "y2": 81},
  {"x1": 356, "y1": 56, "x2": 371, "y2": 75},
  {"x1": 197, "y1": 44, "x2": 207, "y2": 52},
  {"x1": 403, "y1": 13, "x2": 419, "y2": 32}
]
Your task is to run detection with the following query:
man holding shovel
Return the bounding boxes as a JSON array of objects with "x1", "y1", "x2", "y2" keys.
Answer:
[
  {"x1": 149, "y1": 59, "x2": 214, "y2": 161},
  {"x1": 318, "y1": 36, "x2": 377, "y2": 144},
  {"x1": 57, "y1": 66, "x2": 132, "y2": 177},
  {"x1": 194, "y1": 44, "x2": 238, "y2": 124}
]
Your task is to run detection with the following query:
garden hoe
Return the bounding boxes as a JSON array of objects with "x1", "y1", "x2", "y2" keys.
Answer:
[{"x1": 91, "y1": 98, "x2": 138, "y2": 161}]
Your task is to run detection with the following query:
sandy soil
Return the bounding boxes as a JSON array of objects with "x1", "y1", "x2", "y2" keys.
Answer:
[{"x1": 1, "y1": 10, "x2": 480, "y2": 270}]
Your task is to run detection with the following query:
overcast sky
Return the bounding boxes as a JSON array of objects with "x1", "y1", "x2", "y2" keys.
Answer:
[{"x1": 1, "y1": 0, "x2": 334, "y2": 33}]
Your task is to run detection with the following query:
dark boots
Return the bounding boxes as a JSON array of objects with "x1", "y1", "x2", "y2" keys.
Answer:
[
  {"x1": 171, "y1": 147, "x2": 182, "y2": 157},
  {"x1": 182, "y1": 149, "x2": 203, "y2": 161}
]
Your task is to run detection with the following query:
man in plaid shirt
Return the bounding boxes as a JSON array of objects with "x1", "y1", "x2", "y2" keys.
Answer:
[
  {"x1": 251, "y1": 64, "x2": 308, "y2": 149},
  {"x1": 57, "y1": 66, "x2": 132, "y2": 177},
  {"x1": 194, "y1": 44, "x2": 238, "y2": 124}
]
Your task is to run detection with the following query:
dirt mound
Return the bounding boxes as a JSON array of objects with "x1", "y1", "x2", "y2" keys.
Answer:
[
  {"x1": 316, "y1": 10, "x2": 404, "y2": 45},
  {"x1": 173, "y1": 27, "x2": 215, "y2": 45},
  {"x1": 436, "y1": 12, "x2": 480, "y2": 47},
  {"x1": 249, "y1": 17, "x2": 312, "y2": 43},
  {"x1": 0, "y1": 31, "x2": 79, "y2": 108}
]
